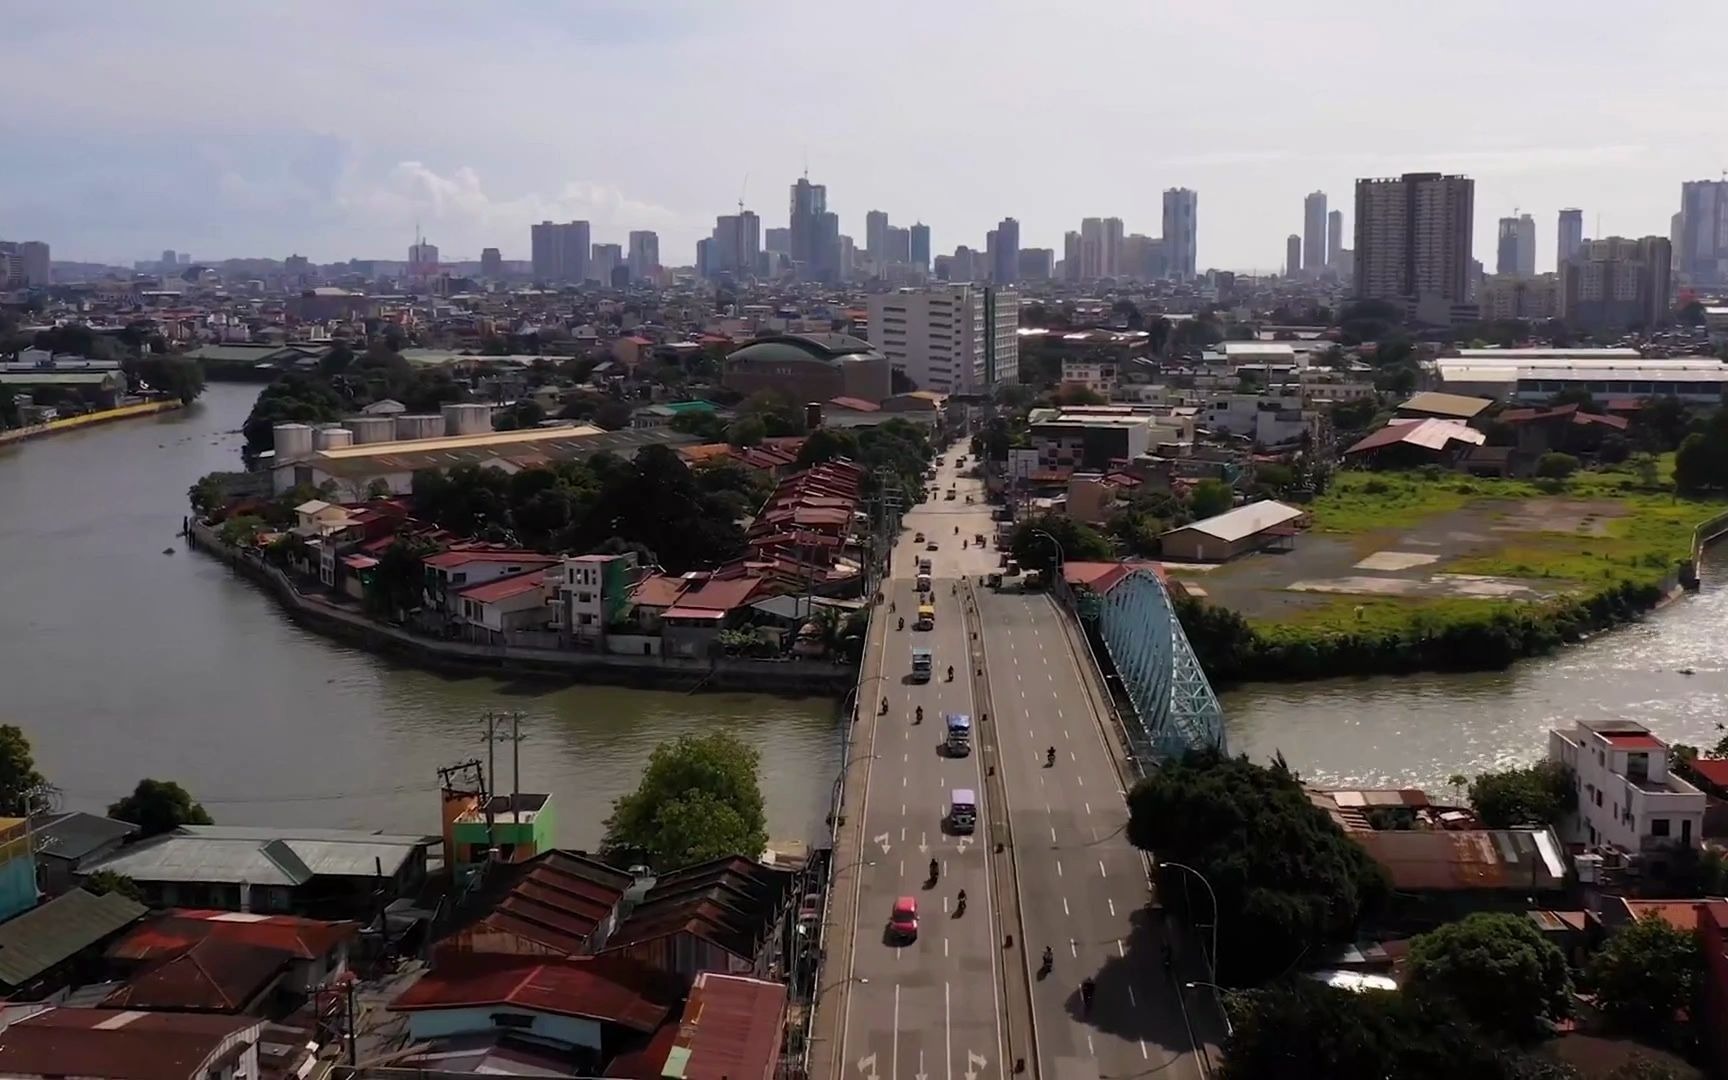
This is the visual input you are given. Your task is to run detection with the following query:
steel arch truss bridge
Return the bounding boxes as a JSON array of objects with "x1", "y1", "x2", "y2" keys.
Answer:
[{"x1": 1079, "y1": 568, "x2": 1225, "y2": 762}]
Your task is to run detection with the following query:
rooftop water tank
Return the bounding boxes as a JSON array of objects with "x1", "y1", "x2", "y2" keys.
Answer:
[
  {"x1": 395, "y1": 414, "x2": 445, "y2": 441},
  {"x1": 442, "y1": 401, "x2": 493, "y2": 436},
  {"x1": 272, "y1": 423, "x2": 314, "y2": 461},
  {"x1": 314, "y1": 426, "x2": 353, "y2": 450},
  {"x1": 343, "y1": 415, "x2": 397, "y2": 444}
]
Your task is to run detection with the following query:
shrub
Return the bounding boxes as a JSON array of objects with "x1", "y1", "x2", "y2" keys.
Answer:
[{"x1": 1536, "y1": 452, "x2": 1580, "y2": 479}]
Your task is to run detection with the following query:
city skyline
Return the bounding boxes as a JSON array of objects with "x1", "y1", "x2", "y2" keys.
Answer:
[{"x1": 3, "y1": 1, "x2": 1725, "y2": 273}]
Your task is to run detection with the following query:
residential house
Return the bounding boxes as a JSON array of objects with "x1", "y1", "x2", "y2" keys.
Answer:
[
  {"x1": 106, "y1": 909, "x2": 359, "y2": 996},
  {"x1": 438, "y1": 849, "x2": 634, "y2": 958},
  {"x1": 291, "y1": 499, "x2": 352, "y2": 535},
  {"x1": 82, "y1": 825, "x2": 434, "y2": 920},
  {"x1": 0, "y1": 888, "x2": 146, "y2": 1000},
  {"x1": 600, "y1": 856, "x2": 794, "y2": 988},
  {"x1": 1498, "y1": 403, "x2": 1629, "y2": 455},
  {"x1": 603, "y1": 972, "x2": 786, "y2": 1080},
  {"x1": 455, "y1": 569, "x2": 557, "y2": 640},
  {"x1": 446, "y1": 794, "x2": 558, "y2": 869},
  {"x1": 0, "y1": 1008, "x2": 264, "y2": 1080},
  {"x1": 660, "y1": 573, "x2": 773, "y2": 658},
  {"x1": 422, "y1": 548, "x2": 564, "y2": 617},
  {"x1": 557, "y1": 552, "x2": 640, "y2": 646},
  {"x1": 1550, "y1": 719, "x2": 1705, "y2": 871},
  {"x1": 28, "y1": 811, "x2": 139, "y2": 895},
  {"x1": 100, "y1": 937, "x2": 292, "y2": 1014}
]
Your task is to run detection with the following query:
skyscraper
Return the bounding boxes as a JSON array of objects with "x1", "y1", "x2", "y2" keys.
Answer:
[
  {"x1": 1517, "y1": 213, "x2": 1536, "y2": 276},
  {"x1": 1286, "y1": 234, "x2": 1302, "y2": 278},
  {"x1": 1327, "y1": 209, "x2": 1343, "y2": 267},
  {"x1": 867, "y1": 283, "x2": 1018, "y2": 394},
  {"x1": 1303, "y1": 191, "x2": 1327, "y2": 271},
  {"x1": 1559, "y1": 236, "x2": 1673, "y2": 332},
  {"x1": 1079, "y1": 218, "x2": 1104, "y2": 280},
  {"x1": 1162, "y1": 188, "x2": 1198, "y2": 279},
  {"x1": 530, "y1": 220, "x2": 590, "y2": 282},
  {"x1": 1557, "y1": 209, "x2": 1583, "y2": 267},
  {"x1": 909, "y1": 223, "x2": 931, "y2": 271},
  {"x1": 1063, "y1": 231, "x2": 1082, "y2": 282},
  {"x1": 590, "y1": 243, "x2": 622, "y2": 286},
  {"x1": 628, "y1": 230, "x2": 660, "y2": 280},
  {"x1": 866, "y1": 210, "x2": 889, "y2": 257},
  {"x1": 814, "y1": 210, "x2": 841, "y2": 282},
  {"x1": 885, "y1": 226, "x2": 911, "y2": 265},
  {"x1": 1679, "y1": 180, "x2": 1728, "y2": 285},
  {"x1": 19, "y1": 241, "x2": 49, "y2": 287},
  {"x1": 408, "y1": 237, "x2": 439, "y2": 277},
  {"x1": 789, "y1": 176, "x2": 829, "y2": 278},
  {"x1": 992, "y1": 217, "x2": 1020, "y2": 284},
  {"x1": 1496, "y1": 217, "x2": 1522, "y2": 275},
  {"x1": 1103, "y1": 217, "x2": 1125, "y2": 278},
  {"x1": 1353, "y1": 173, "x2": 1474, "y2": 302},
  {"x1": 480, "y1": 247, "x2": 503, "y2": 278}
]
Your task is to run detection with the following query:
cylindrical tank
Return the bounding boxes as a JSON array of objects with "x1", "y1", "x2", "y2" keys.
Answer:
[
  {"x1": 442, "y1": 402, "x2": 493, "y2": 436},
  {"x1": 272, "y1": 423, "x2": 314, "y2": 461},
  {"x1": 343, "y1": 416, "x2": 397, "y2": 444},
  {"x1": 395, "y1": 414, "x2": 445, "y2": 441},
  {"x1": 314, "y1": 426, "x2": 353, "y2": 450}
]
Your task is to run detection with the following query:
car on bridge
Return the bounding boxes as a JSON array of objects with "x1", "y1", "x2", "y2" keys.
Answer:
[{"x1": 888, "y1": 896, "x2": 919, "y2": 943}]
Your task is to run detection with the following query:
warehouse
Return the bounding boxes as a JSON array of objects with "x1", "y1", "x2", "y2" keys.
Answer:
[{"x1": 1159, "y1": 500, "x2": 1308, "y2": 563}]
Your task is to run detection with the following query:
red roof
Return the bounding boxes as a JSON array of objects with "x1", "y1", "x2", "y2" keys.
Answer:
[
  {"x1": 103, "y1": 938, "x2": 288, "y2": 1012},
  {"x1": 828, "y1": 396, "x2": 880, "y2": 412},
  {"x1": 424, "y1": 549, "x2": 562, "y2": 570},
  {"x1": 609, "y1": 973, "x2": 786, "y2": 1080},
  {"x1": 457, "y1": 569, "x2": 550, "y2": 604},
  {"x1": 0, "y1": 1008, "x2": 260, "y2": 1080},
  {"x1": 1601, "y1": 732, "x2": 1664, "y2": 750},
  {"x1": 631, "y1": 573, "x2": 690, "y2": 609},
  {"x1": 1063, "y1": 559, "x2": 1168, "y2": 592},
  {"x1": 108, "y1": 909, "x2": 360, "y2": 963},
  {"x1": 1622, "y1": 900, "x2": 1705, "y2": 932},
  {"x1": 1498, "y1": 403, "x2": 1630, "y2": 430},
  {"x1": 391, "y1": 954, "x2": 671, "y2": 1033},
  {"x1": 675, "y1": 574, "x2": 765, "y2": 613},
  {"x1": 455, "y1": 851, "x2": 634, "y2": 956},
  {"x1": 1688, "y1": 758, "x2": 1728, "y2": 788}
]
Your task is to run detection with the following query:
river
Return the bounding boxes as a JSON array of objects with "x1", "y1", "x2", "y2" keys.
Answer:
[{"x1": 0, "y1": 383, "x2": 840, "y2": 847}]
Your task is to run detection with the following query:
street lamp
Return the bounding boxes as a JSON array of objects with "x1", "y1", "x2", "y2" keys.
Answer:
[
  {"x1": 1029, "y1": 527, "x2": 1064, "y2": 580},
  {"x1": 1160, "y1": 861, "x2": 1219, "y2": 986},
  {"x1": 1182, "y1": 981, "x2": 1235, "y2": 1038}
]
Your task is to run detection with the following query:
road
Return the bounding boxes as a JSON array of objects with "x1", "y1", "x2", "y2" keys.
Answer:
[
  {"x1": 831, "y1": 447, "x2": 1008, "y2": 1080},
  {"x1": 979, "y1": 588, "x2": 1210, "y2": 1080}
]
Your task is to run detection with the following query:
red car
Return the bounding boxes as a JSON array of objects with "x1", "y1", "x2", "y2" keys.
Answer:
[{"x1": 889, "y1": 896, "x2": 919, "y2": 942}]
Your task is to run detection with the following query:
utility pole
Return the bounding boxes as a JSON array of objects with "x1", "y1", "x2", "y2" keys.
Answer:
[
  {"x1": 486, "y1": 711, "x2": 528, "y2": 832},
  {"x1": 483, "y1": 711, "x2": 497, "y2": 857}
]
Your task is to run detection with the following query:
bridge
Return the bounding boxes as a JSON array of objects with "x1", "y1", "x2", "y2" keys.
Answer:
[{"x1": 807, "y1": 446, "x2": 1223, "y2": 1080}]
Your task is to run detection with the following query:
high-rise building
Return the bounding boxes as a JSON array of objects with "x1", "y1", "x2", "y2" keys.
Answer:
[
  {"x1": 1121, "y1": 234, "x2": 1166, "y2": 281},
  {"x1": 0, "y1": 243, "x2": 19, "y2": 289},
  {"x1": 1353, "y1": 172, "x2": 1474, "y2": 302},
  {"x1": 480, "y1": 247, "x2": 503, "y2": 278},
  {"x1": 590, "y1": 243, "x2": 622, "y2": 286},
  {"x1": 764, "y1": 228, "x2": 791, "y2": 255},
  {"x1": 1679, "y1": 180, "x2": 1728, "y2": 285},
  {"x1": 1063, "y1": 231, "x2": 1082, "y2": 282},
  {"x1": 789, "y1": 176, "x2": 832, "y2": 279},
  {"x1": 19, "y1": 241, "x2": 49, "y2": 287},
  {"x1": 1327, "y1": 209, "x2": 1343, "y2": 268},
  {"x1": 910, "y1": 223, "x2": 931, "y2": 271},
  {"x1": 1286, "y1": 234, "x2": 1302, "y2": 278},
  {"x1": 1559, "y1": 236, "x2": 1673, "y2": 332},
  {"x1": 1162, "y1": 188, "x2": 1198, "y2": 279},
  {"x1": 885, "y1": 226, "x2": 911, "y2": 265},
  {"x1": 990, "y1": 217, "x2": 1020, "y2": 285},
  {"x1": 1303, "y1": 191, "x2": 1327, "y2": 271},
  {"x1": 409, "y1": 237, "x2": 439, "y2": 277},
  {"x1": 1079, "y1": 218, "x2": 1104, "y2": 280},
  {"x1": 160, "y1": 249, "x2": 177, "y2": 271},
  {"x1": 1496, "y1": 217, "x2": 1522, "y2": 275},
  {"x1": 1517, "y1": 213, "x2": 1536, "y2": 276},
  {"x1": 1103, "y1": 217, "x2": 1125, "y2": 278},
  {"x1": 1557, "y1": 209, "x2": 1583, "y2": 267},
  {"x1": 1016, "y1": 249, "x2": 1054, "y2": 282},
  {"x1": 628, "y1": 230, "x2": 660, "y2": 280},
  {"x1": 530, "y1": 220, "x2": 590, "y2": 282},
  {"x1": 866, "y1": 210, "x2": 889, "y2": 257},
  {"x1": 815, "y1": 211, "x2": 841, "y2": 282},
  {"x1": 867, "y1": 283, "x2": 1018, "y2": 394}
]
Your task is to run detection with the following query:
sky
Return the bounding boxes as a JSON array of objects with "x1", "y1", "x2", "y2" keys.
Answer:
[{"x1": 4, "y1": 0, "x2": 1726, "y2": 275}]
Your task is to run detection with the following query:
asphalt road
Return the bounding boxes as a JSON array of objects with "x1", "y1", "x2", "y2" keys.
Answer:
[
  {"x1": 979, "y1": 589, "x2": 1210, "y2": 1080},
  {"x1": 835, "y1": 447, "x2": 1007, "y2": 1080}
]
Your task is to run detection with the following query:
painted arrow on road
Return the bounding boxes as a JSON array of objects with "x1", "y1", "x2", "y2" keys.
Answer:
[
  {"x1": 915, "y1": 1049, "x2": 927, "y2": 1080},
  {"x1": 955, "y1": 837, "x2": 972, "y2": 856},
  {"x1": 918, "y1": 831, "x2": 928, "y2": 854},
  {"x1": 964, "y1": 1050, "x2": 987, "y2": 1080},
  {"x1": 874, "y1": 832, "x2": 892, "y2": 855},
  {"x1": 857, "y1": 1052, "x2": 878, "y2": 1080}
]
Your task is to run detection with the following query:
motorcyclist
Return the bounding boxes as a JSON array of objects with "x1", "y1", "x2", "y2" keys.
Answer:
[
  {"x1": 957, "y1": 889, "x2": 967, "y2": 913},
  {"x1": 1046, "y1": 746, "x2": 1056, "y2": 766},
  {"x1": 946, "y1": 665, "x2": 954, "y2": 681},
  {"x1": 1080, "y1": 978, "x2": 1096, "y2": 1009},
  {"x1": 898, "y1": 616, "x2": 904, "y2": 631},
  {"x1": 1041, "y1": 946, "x2": 1054, "y2": 970},
  {"x1": 915, "y1": 705, "x2": 924, "y2": 723},
  {"x1": 929, "y1": 857, "x2": 940, "y2": 881},
  {"x1": 880, "y1": 695, "x2": 888, "y2": 714},
  {"x1": 954, "y1": 526, "x2": 959, "y2": 535}
]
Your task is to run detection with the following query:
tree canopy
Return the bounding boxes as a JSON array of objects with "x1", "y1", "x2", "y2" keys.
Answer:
[
  {"x1": 107, "y1": 778, "x2": 213, "y2": 838},
  {"x1": 1127, "y1": 751, "x2": 1387, "y2": 982},
  {"x1": 1468, "y1": 761, "x2": 1577, "y2": 828},
  {"x1": 1586, "y1": 914, "x2": 1703, "y2": 1043},
  {"x1": 1008, "y1": 514, "x2": 1113, "y2": 577},
  {"x1": 601, "y1": 731, "x2": 767, "y2": 869},
  {"x1": 0, "y1": 725, "x2": 45, "y2": 816},
  {"x1": 1405, "y1": 912, "x2": 1572, "y2": 1039},
  {"x1": 1189, "y1": 478, "x2": 1234, "y2": 519}
]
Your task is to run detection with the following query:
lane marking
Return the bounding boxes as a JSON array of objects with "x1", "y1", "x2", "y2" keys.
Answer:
[
  {"x1": 1056, "y1": 860, "x2": 1063, "y2": 877},
  {"x1": 1084, "y1": 801, "x2": 1091, "y2": 815},
  {"x1": 1139, "y1": 1040, "x2": 1148, "y2": 1061},
  {"x1": 1108, "y1": 898, "x2": 1116, "y2": 917},
  {"x1": 1098, "y1": 860, "x2": 1108, "y2": 878},
  {"x1": 1050, "y1": 826, "x2": 1057, "y2": 843},
  {"x1": 1069, "y1": 939, "x2": 1078, "y2": 957},
  {"x1": 1117, "y1": 939, "x2": 1125, "y2": 957},
  {"x1": 1062, "y1": 896, "x2": 1070, "y2": 916},
  {"x1": 1128, "y1": 985, "x2": 1137, "y2": 1006}
]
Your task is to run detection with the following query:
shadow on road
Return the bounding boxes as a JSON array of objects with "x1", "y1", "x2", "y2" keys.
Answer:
[{"x1": 1062, "y1": 905, "x2": 1203, "y2": 1051}]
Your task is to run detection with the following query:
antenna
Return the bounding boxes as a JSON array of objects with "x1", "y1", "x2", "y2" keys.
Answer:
[{"x1": 739, "y1": 172, "x2": 749, "y2": 216}]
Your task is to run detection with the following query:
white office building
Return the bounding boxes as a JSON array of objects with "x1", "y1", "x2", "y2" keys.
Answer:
[
  {"x1": 867, "y1": 284, "x2": 1019, "y2": 394},
  {"x1": 1549, "y1": 719, "x2": 1704, "y2": 859}
]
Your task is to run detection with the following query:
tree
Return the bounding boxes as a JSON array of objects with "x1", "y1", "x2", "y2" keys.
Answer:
[
  {"x1": 107, "y1": 778, "x2": 213, "y2": 838},
  {"x1": 593, "y1": 399, "x2": 633, "y2": 431},
  {"x1": 1406, "y1": 912, "x2": 1572, "y2": 1039},
  {"x1": 82, "y1": 870, "x2": 142, "y2": 902},
  {"x1": 1190, "y1": 478, "x2": 1234, "y2": 519},
  {"x1": 1469, "y1": 761, "x2": 1576, "y2": 828},
  {"x1": 1677, "y1": 300, "x2": 1706, "y2": 326},
  {"x1": 1127, "y1": 752, "x2": 1387, "y2": 982},
  {"x1": 601, "y1": 731, "x2": 768, "y2": 868},
  {"x1": 1008, "y1": 514, "x2": 1113, "y2": 577},
  {"x1": 1052, "y1": 384, "x2": 1106, "y2": 406},
  {"x1": 0, "y1": 726, "x2": 45, "y2": 816},
  {"x1": 1674, "y1": 432, "x2": 1713, "y2": 494},
  {"x1": 1586, "y1": 914, "x2": 1703, "y2": 1042},
  {"x1": 1535, "y1": 452, "x2": 1580, "y2": 479}
]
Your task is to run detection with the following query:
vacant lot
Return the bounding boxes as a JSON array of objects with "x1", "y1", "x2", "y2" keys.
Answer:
[{"x1": 1168, "y1": 467, "x2": 1718, "y2": 636}]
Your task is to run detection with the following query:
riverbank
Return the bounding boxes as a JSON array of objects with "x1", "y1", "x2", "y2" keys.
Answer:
[
  {"x1": 1173, "y1": 465, "x2": 1728, "y2": 683},
  {"x1": 187, "y1": 521, "x2": 856, "y2": 695},
  {"x1": 0, "y1": 398, "x2": 183, "y2": 445}
]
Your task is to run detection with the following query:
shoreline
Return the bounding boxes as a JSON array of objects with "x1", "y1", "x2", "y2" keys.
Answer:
[
  {"x1": 186, "y1": 521, "x2": 855, "y2": 697},
  {"x1": 0, "y1": 399, "x2": 184, "y2": 446}
]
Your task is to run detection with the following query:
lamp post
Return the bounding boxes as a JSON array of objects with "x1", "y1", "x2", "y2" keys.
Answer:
[
  {"x1": 1030, "y1": 527, "x2": 1064, "y2": 580},
  {"x1": 1160, "y1": 861, "x2": 1219, "y2": 986},
  {"x1": 1182, "y1": 981, "x2": 1235, "y2": 1038}
]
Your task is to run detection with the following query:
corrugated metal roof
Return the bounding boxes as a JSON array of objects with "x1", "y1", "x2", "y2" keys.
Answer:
[
  {"x1": 1344, "y1": 417, "x2": 1486, "y2": 455},
  {"x1": 1355, "y1": 828, "x2": 1566, "y2": 892},
  {"x1": 0, "y1": 1008, "x2": 261, "y2": 1080},
  {"x1": 102, "y1": 938, "x2": 289, "y2": 1011},
  {"x1": 0, "y1": 889, "x2": 146, "y2": 988},
  {"x1": 1399, "y1": 391, "x2": 1493, "y2": 418},
  {"x1": 391, "y1": 955, "x2": 671, "y2": 1033},
  {"x1": 1166, "y1": 500, "x2": 1306, "y2": 543},
  {"x1": 88, "y1": 827, "x2": 431, "y2": 886},
  {"x1": 664, "y1": 973, "x2": 787, "y2": 1080},
  {"x1": 109, "y1": 909, "x2": 360, "y2": 963}
]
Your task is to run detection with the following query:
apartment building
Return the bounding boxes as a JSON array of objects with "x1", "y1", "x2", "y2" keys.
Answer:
[
  {"x1": 1559, "y1": 236, "x2": 1673, "y2": 332},
  {"x1": 867, "y1": 284, "x2": 1017, "y2": 394},
  {"x1": 1478, "y1": 273, "x2": 1561, "y2": 321},
  {"x1": 1162, "y1": 188, "x2": 1198, "y2": 280},
  {"x1": 1059, "y1": 357, "x2": 1118, "y2": 396},
  {"x1": 1353, "y1": 172, "x2": 1474, "y2": 303},
  {"x1": 1549, "y1": 719, "x2": 1704, "y2": 858}
]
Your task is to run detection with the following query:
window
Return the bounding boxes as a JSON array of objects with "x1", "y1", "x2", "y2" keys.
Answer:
[
  {"x1": 1651, "y1": 817, "x2": 1670, "y2": 837},
  {"x1": 1595, "y1": 790, "x2": 1603, "y2": 807}
]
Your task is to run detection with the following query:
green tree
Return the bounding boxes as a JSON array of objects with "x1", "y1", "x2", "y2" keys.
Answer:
[
  {"x1": 601, "y1": 731, "x2": 768, "y2": 868},
  {"x1": 1008, "y1": 514, "x2": 1113, "y2": 576},
  {"x1": 81, "y1": 870, "x2": 142, "y2": 902},
  {"x1": 1128, "y1": 752, "x2": 1387, "y2": 983},
  {"x1": 129, "y1": 355, "x2": 206, "y2": 404},
  {"x1": 107, "y1": 778, "x2": 213, "y2": 838},
  {"x1": 1052, "y1": 384, "x2": 1106, "y2": 406},
  {"x1": 1468, "y1": 761, "x2": 1576, "y2": 828},
  {"x1": 1535, "y1": 452, "x2": 1580, "y2": 479},
  {"x1": 0, "y1": 726, "x2": 45, "y2": 816},
  {"x1": 1586, "y1": 914, "x2": 1703, "y2": 1042},
  {"x1": 1674, "y1": 432, "x2": 1713, "y2": 494},
  {"x1": 1189, "y1": 478, "x2": 1234, "y2": 519},
  {"x1": 187, "y1": 471, "x2": 251, "y2": 516},
  {"x1": 1406, "y1": 912, "x2": 1572, "y2": 1039}
]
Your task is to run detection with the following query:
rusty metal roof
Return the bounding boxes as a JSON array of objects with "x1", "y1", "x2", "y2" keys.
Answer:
[{"x1": 1355, "y1": 828, "x2": 1566, "y2": 892}]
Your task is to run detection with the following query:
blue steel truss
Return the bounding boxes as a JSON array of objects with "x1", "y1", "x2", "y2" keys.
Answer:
[{"x1": 1084, "y1": 568, "x2": 1226, "y2": 762}]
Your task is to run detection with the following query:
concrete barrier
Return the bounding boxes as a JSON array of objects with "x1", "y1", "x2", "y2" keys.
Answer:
[{"x1": 0, "y1": 399, "x2": 183, "y2": 445}]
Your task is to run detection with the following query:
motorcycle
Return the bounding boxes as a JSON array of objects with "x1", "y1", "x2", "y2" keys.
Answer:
[
  {"x1": 929, "y1": 858, "x2": 940, "y2": 884},
  {"x1": 1046, "y1": 746, "x2": 1056, "y2": 767},
  {"x1": 880, "y1": 696, "x2": 889, "y2": 716},
  {"x1": 1040, "y1": 947, "x2": 1054, "y2": 975},
  {"x1": 946, "y1": 665, "x2": 954, "y2": 682},
  {"x1": 1080, "y1": 978, "x2": 1096, "y2": 1012},
  {"x1": 915, "y1": 705, "x2": 924, "y2": 724},
  {"x1": 897, "y1": 617, "x2": 904, "y2": 631},
  {"x1": 956, "y1": 890, "x2": 967, "y2": 916}
]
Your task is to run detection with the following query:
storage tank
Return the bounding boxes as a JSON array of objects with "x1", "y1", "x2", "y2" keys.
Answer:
[
  {"x1": 343, "y1": 415, "x2": 397, "y2": 444},
  {"x1": 314, "y1": 426, "x2": 353, "y2": 450},
  {"x1": 442, "y1": 402, "x2": 493, "y2": 436},
  {"x1": 272, "y1": 423, "x2": 314, "y2": 461},
  {"x1": 395, "y1": 414, "x2": 445, "y2": 441}
]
